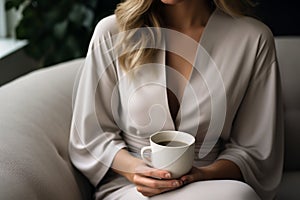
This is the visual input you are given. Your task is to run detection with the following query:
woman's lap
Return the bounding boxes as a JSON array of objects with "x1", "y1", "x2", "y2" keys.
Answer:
[
  {"x1": 97, "y1": 179, "x2": 260, "y2": 200},
  {"x1": 151, "y1": 180, "x2": 260, "y2": 200}
]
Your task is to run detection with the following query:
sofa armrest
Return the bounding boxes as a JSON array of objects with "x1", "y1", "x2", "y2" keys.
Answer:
[{"x1": 0, "y1": 58, "x2": 94, "y2": 200}]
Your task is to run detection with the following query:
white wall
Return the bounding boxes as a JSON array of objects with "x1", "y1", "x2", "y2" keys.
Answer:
[
  {"x1": 0, "y1": 0, "x2": 24, "y2": 38},
  {"x1": 0, "y1": 0, "x2": 6, "y2": 37},
  {"x1": 6, "y1": 5, "x2": 23, "y2": 38}
]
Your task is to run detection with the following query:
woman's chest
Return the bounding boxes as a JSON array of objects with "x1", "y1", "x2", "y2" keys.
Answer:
[{"x1": 115, "y1": 44, "x2": 254, "y2": 138}]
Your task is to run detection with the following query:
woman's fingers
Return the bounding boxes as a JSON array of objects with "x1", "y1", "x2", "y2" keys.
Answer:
[
  {"x1": 133, "y1": 174, "x2": 182, "y2": 189},
  {"x1": 134, "y1": 174, "x2": 182, "y2": 197},
  {"x1": 132, "y1": 162, "x2": 183, "y2": 196},
  {"x1": 136, "y1": 184, "x2": 177, "y2": 197},
  {"x1": 180, "y1": 167, "x2": 203, "y2": 185},
  {"x1": 135, "y1": 164, "x2": 171, "y2": 179}
]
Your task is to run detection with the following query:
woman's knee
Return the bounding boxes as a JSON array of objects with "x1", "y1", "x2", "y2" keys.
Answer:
[
  {"x1": 151, "y1": 180, "x2": 260, "y2": 200},
  {"x1": 213, "y1": 180, "x2": 260, "y2": 200}
]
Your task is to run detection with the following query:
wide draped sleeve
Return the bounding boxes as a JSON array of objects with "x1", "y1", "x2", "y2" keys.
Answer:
[
  {"x1": 69, "y1": 17, "x2": 127, "y2": 186},
  {"x1": 217, "y1": 30, "x2": 284, "y2": 200}
]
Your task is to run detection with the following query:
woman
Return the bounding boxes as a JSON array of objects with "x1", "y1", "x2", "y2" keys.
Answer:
[{"x1": 69, "y1": 0, "x2": 283, "y2": 199}]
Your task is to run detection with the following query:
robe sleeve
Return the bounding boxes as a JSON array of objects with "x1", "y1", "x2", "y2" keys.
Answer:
[
  {"x1": 217, "y1": 31, "x2": 284, "y2": 200},
  {"x1": 69, "y1": 19, "x2": 127, "y2": 186}
]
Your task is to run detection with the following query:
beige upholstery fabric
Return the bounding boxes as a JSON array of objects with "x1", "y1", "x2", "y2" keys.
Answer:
[
  {"x1": 275, "y1": 37, "x2": 300, "y2": 199},
  {"x1": 275, "y1": 37, "x2": 300, "y2": 170},
  {"x1": 0, "y1": 59, "x2": 93, "y2": 200}
]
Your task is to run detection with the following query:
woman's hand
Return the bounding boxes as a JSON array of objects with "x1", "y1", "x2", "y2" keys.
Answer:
[
  {"x1": 112, "y1": 149, "x2": 183, "y2": 197},
  {"x1": 180, "y1": 167, "x2": 204, "y2": 185},
  {"x1": 113, "y1": 149, "x2": 243, "y2": 197},
  {"x1": 180, "y1": 160, "x2": 243, "y2": 185},
  {"x1": 130, "y1": 162, "x2": 183, "y2": 197}
]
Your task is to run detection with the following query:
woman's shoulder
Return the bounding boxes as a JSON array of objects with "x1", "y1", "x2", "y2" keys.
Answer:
[
  {"x1": 214, "y1": 9, "x2": 275, "y2": 50},
  {"x1": 234, "y1": 14, "x2": 274, "y2": 43},
  {"x1": 87, "y1": 15, "x2": 119, "y2": 52},
  {"x1": 92, "y1": 15, "x2": 119, "y2": 38},
  {"x1": 216, "y1": 10, "x2": 276, "y2": 56}
]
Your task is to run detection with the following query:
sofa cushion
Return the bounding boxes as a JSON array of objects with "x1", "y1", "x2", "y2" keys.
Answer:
[
  {"x1": 0, "y1": 58, "x2": 93, "y2": 200},
  {"x1": 275, "y1": 37, "x2": 300, "y2": 171},
  {"x1": 277, "y1": 171, "x2": 300, "y2": 200}
]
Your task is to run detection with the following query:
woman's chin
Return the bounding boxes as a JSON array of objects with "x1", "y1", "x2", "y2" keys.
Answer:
[{"x1": 160, "y1": 0, "x2": 185, "y2": 5}]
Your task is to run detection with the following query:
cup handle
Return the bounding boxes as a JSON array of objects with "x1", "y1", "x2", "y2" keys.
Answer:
[{"x1": 141, "y1": 146, "x2": 152, "y2": 166}]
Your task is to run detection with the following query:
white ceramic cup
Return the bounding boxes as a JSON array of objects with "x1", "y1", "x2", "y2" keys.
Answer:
[{"x1": 141, "y1": 130, "x2": 195, "y2": 178}]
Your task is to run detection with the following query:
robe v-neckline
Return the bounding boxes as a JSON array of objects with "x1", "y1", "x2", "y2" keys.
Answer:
[{"x1": 161, "y1": 8, "x2": 218, "y2": 130}]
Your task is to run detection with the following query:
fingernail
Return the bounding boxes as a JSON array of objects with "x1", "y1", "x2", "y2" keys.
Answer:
[
  {"x1": 173, "y1": 181, "x2": 179, "y2": 187},
  {"x1": 165, "y1": 173, "x2": 171, "y2": 179}
]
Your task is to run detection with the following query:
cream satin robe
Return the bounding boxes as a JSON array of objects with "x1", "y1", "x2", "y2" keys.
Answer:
[{"x1": 69, "y1": 8, "x2": 283, "y2": 200}]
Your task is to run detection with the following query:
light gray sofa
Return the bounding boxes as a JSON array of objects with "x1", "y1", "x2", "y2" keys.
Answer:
[{"x1": 0, "y1": 37, "x2": 299, "y2": 200}]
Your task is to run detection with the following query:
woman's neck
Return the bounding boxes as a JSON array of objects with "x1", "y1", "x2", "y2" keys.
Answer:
[{"x1": 161, "y1": 0, "x2": 214, "y2": 31}]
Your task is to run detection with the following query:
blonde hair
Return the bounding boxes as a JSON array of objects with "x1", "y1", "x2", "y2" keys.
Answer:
[{"x1": 115, "y1": 0, "x2": 255, "y2": 71}]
